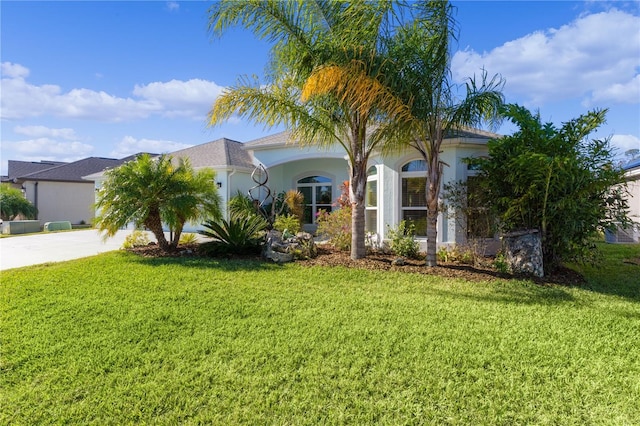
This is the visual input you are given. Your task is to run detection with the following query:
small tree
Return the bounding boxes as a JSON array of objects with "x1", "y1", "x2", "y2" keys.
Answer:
[
  {"x1": 469, "y1": 104, "x2": 631, "y2": 272},
  {"x1": 95, "y1": 154, "x2": 222, "y2": 252},
  {"x1": 0, "y1": 184, "x2": 37, "y2": 221}
]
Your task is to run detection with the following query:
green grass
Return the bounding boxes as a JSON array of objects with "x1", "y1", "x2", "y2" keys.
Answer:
[{"x1": 1, "y1": 244, "x2": 639, "y2": 425}]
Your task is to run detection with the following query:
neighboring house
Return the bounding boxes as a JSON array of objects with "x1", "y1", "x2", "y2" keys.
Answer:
[
  {"x1": 8, "y1": 157, "x2": 127, "y2": 226},
  {"x1": 624, "y1": 158, "x2": 640, "y2": 222},
  {"x1": 2, "y1": 160, "x2": 68, "y2": 188},
  {"x1": 607, "y1": 158, "x2": 640, "y2": 243},
  {"x1": 86, "y1": 128, "x2": 498, "y2": 248}
]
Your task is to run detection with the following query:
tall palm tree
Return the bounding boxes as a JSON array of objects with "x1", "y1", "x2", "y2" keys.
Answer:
[
  {"x1": 382, "y1": 1, "x2": 505, "y2": 266},
  {"x1": 207, "y1": 0, "x2": 412, "y2": 260},
  {"x1": 95, "y1": 154, "x2": 222, "y2": 252}
]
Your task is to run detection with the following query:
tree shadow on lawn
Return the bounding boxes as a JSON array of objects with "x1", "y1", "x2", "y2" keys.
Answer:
[{"x1": 124, "y1": 243, "x2": 638, "y2": 302}]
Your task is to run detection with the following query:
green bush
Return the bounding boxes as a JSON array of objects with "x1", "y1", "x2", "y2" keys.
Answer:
[
  {"x1": 198, "y1": 215, "x2": 268, "y2": 256},
  {"x1": 273, "y1": 214, "x2": 301, "y2": 234},
  {"x1": 0, "y1": 184, "x2": 37, "y2": 221},
  {"x1": 493, "y1": 252, "x2": 510, "y2": 274},
  {"x1": 317, "y1": 207, "x2": 351, "y2": 251},
  {"x1": 179, "y1": 233, "x2": 198, "y2": 245},
  {"x1": 386, "y1": 221, "x2": 420, "y2": 259},
  {"x1": 121, "y1": 230, "x2": 150, "y2": 249}
]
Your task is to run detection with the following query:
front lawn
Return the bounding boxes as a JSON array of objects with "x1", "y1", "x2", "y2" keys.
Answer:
[{"x1": 1, "y1": 244, "x2": 639, "y2": 424}]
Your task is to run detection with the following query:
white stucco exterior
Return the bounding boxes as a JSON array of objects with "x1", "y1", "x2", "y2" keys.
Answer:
[
  {"x1": 22, "y1": 180, "x2": 95, "y2": 225},
  {"x1": 84, "y1": 130, "x2": 498, "y2": 248}
]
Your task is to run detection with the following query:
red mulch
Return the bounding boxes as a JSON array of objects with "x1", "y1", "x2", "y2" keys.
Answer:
[{"x1": 126, "y1": 243, "x2": 585, "y2": 286}]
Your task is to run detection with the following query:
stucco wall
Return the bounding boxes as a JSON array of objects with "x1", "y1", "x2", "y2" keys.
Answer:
[
  {"x1": 627, "y1": 177, "x2": 640, "y2": 224},
  {"x1": 23, "y1": 180, "x2": 95, "y2": 225}
]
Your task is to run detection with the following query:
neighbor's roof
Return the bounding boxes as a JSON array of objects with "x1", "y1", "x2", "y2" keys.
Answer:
[
  {"x1": 5, "y1": 160, "x2": 68, "y2": 182},
  {"x1": 169, "y1": 138, "x2": 254, "y2": 169},
  {"x1": 18, "y1": 157, "x2": 125, "y2": 183},
  {"x1": 624, "y1": 157, "x2": 640, "y2": 171}
]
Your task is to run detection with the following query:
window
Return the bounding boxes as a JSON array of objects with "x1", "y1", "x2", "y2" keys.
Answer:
[
  {"x1": 466, "y1": 164, "x2": 495, "y2": 238},
  {"x1": 297, "y1": 176, "x2": 332, "y2": 224},
  {"x1": 365, "y1": 166, "x2": 377, "y2": 233},
  {"x1": 401, "y1": 160, "x2": 427, "y2": 236}
]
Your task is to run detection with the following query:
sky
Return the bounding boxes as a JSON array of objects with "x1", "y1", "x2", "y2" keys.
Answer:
[{"x1": 1, "y1": 1, "x2": 639, "y2": 175}]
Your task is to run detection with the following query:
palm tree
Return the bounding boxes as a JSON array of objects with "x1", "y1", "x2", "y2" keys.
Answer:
[
  {"x1": 0, "y1": 183, "x2": 37, "y2": 221},
  {"x1": 207, "y1": 0, "x2": 413, "y2": 260},
  {"x1": 382, "y1": 1, "x2": 505, "y2": 266},
  {"x1": 95, "y1": 154, "x2": 222, "y2": 252}
]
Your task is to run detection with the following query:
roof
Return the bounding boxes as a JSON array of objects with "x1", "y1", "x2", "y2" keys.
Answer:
[
  {"x1": 18, "y1": 157, "x2": 125, "y2": 183},
  {"x1": 169, "y1": 138, "x2": 254, "y2": 169},
  {"x1": 5, "y1": 160, "x2": 68, "y2": 182},
  {"x1": 623, "y1": 157, "x2": 640, "y2": 171},
  {"x1": 243, "y1": 127, "x2": 501, "y2": 150},
  {"x1": 244, "y1": 131, "x2": 293, "y2": 149}
]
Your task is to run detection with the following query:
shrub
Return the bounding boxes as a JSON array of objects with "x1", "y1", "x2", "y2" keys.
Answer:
[
  {"x1": 121, "y1": 230, "x2": 150, "y2": 249},
  {"x1": 273, "y1": 214, "x2": 301, "y2": 234},
  {"x1": 468, "y1": 104, "x2": 631, "y2": 272},
  {"x1": 316, "y1": 181, "x2": 352, "y2": 251},
  {"x1": 437, "y1": 246, "x2": 450, "y2": 263},
  {"x1": 179, "y1": 233, "x2": 198, "y2": 245},
  {"x1": 283, "y1": 190, "x2": 305, "y2": 224},
  {"x1": 493, "y1": 252, "x2": 510, "y2": 274},
  {"x1": 0, "y1": 184, "x2": 37, "y2": 221},
  {"x1": 317, "y1": 206, "x2": 352, "y2": 251},
  {"x1": 198, "y1": 215, "x2": 268, "y2": 256},
  {"x1": 386, "y1": 221, "x2": 420, "y2": 259}
]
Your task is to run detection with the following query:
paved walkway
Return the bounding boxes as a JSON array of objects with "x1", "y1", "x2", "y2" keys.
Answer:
[{"x1": 0, "y1": 230, "x2": 149, "y2": 271}]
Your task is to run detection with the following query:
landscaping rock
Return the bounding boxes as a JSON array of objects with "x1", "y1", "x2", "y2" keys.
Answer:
[
  {"x1": 502, "y1": 230, "x2": 544, "y2": 278},
  {"x1": 262, "y1": 230, "x2": 317, "y2": 263},
  {"x1": 391, "y1": 257, "x2": 405, "y2": 266}
]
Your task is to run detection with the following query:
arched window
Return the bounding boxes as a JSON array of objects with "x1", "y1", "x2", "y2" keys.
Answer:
[
  {"x1": 297, "y1": 175, "x2": 332, "y2": 224},
  {"x1": 365, "y1": 166, "x2": 377, "y2": 233},
  {"x1": 400, "y1": 160, "x2": 427, "y2": 236}
]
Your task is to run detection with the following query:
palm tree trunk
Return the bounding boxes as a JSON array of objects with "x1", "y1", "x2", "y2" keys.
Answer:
[
  {"x1": 350, "y1": 163, "x2": 367, "y2": 260},
  {"x1": 425, "y1": 144, "x2": 444, "y2": 267},
  {"x1": 144, "y1": 208, "x2": 170, "y2": 252},
  {"x1": 170, "y1": 220, "x2": 185, "y2": 250}
]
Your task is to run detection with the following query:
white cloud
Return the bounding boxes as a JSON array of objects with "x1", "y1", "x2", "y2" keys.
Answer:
[
  {"x1": 109, "y1": 136, "x2": 193, "y2": 159},
  {"x1": 166, "y1": 1, "x2": 179, "y2": 12},
  {"x1": 5, "y1": 137, "x2": 94, "y2": 159},
  {"x1": 610, "y1": 134, "x2": 640, "y2": 157},
  {"x1": 133, "y1": 79, "x2": 225, "y2": 119},
  {"x1": 452, "y1": 9, "x2": 640, "y2": 106},
  {"x1": 0, "y1": 62, "x2": 225, "y2": 122},
  {"x1": 13, "y1": 125, "x2": 79, "y2": 140},
  {"x1": 1, "y1": 62, "x2": 29, "y2": 79},
  {"x1": 588, "y1": 75, "x2": 640, "y2": 106}
]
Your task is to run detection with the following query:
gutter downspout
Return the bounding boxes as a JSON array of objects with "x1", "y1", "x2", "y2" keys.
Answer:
[
  {"x1": 34, "y1": 181, "x2": 39, "y2": 220},
  {"x1": 227, "y1": 168, "x2": 236, "y2": 220}
]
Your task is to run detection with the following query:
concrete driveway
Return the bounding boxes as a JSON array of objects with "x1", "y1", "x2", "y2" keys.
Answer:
[{"x1": 0, "y1": 229, "x2": 151, "y2": 271}]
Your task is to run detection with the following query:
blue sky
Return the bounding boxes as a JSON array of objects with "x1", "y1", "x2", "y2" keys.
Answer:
[{"x1": 1, "y1": 1, "x2": 639, "y2": 175}]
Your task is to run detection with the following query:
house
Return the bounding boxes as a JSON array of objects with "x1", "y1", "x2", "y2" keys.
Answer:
[
  {"x1": 86, "y1": 128, "x2": 498, "y2": 249},
  {"x1": 606, "y1": 158, "x2": 640, "y2": 243},
  {"x1": 7, "y1": 157, "x2": 127, "y2": 226}
]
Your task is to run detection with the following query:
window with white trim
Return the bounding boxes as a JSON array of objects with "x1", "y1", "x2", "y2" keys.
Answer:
[
  {"x1": 365, "y1": 166, "x2": 377, "y2": 233},
  {"x1": 297, "y1": 175, "x2": 332, "y2": 224},
  {"x1": 401, "y1": 160, "x2": 427, "y2": 236}
]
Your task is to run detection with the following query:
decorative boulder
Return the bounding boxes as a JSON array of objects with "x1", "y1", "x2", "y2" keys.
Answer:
[
  {"x1": 501, "y1": 230, "x2": 544, "y2": 278},
  {"x1": 262, "y1": 230, "x2": 317, "y2": 263}
]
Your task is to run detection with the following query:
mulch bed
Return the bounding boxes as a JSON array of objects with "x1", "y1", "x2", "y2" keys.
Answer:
[{"x1": 126, "y1": 243, "x2": 585, "y2": 286}]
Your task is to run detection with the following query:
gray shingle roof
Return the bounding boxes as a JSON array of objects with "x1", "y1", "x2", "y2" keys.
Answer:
[
  {"x1": 243, "y1": 131, "x2": 293, "y2": 149},
  {"x1": 6, "y1": 160, "x2": 68, "y2": 181},
  {"x1": 18, "y1": 157, "x2": 125, "y2": 182},
  {"x1": 169, "y1": 138, "x2": 254, "y2": 169}
]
